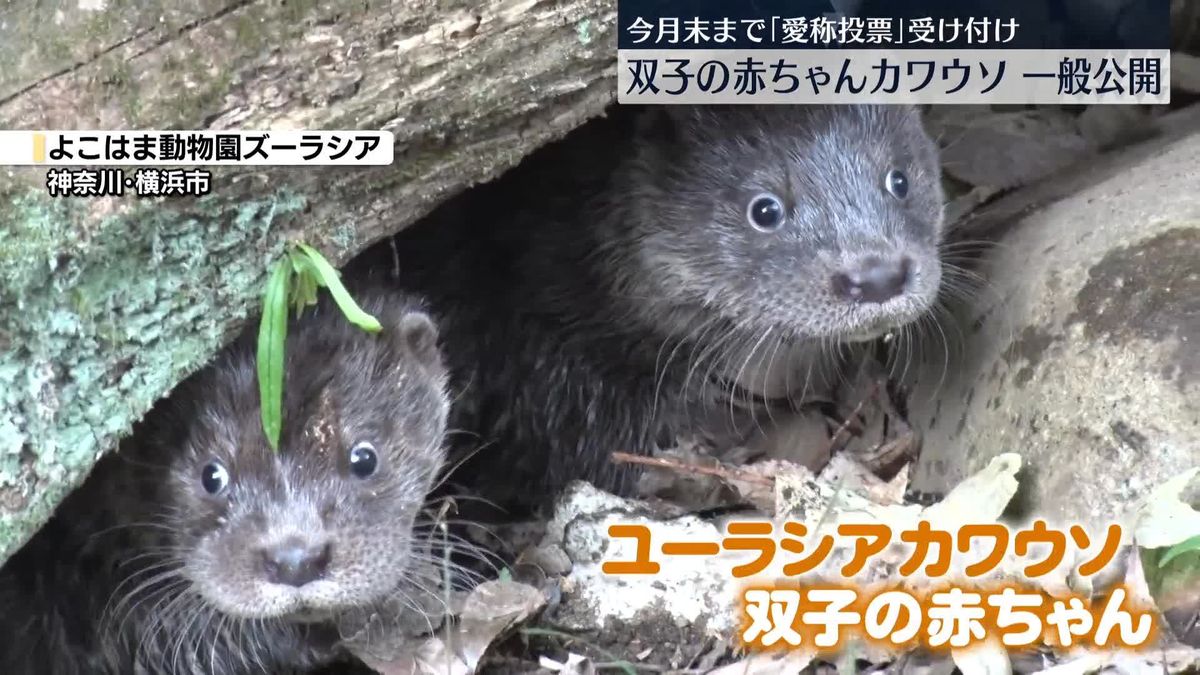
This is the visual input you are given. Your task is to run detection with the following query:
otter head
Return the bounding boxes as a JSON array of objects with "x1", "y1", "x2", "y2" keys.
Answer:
[
  {"x1": 162, "y1": 296, "x2": 449, "y2": 621},
  {"x1": 618, "y1": 104, "x2": 945, "y2": 344}
]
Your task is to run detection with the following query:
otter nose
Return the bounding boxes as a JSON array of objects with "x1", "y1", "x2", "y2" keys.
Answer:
[
  {"x1": 261, "y1": 538, "x2": 331, "y2": 587},
  {"x1": 831, "y1": 256, "x2": 912, "y2": 304}
]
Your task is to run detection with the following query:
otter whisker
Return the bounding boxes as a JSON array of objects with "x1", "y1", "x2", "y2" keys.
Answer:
[
  {"x1": 759, "y1": 329, "x2": 789, "y2": 429},
  {"x1": 652, "y1": 314, "x2": 724, "y2": 421},
  {"x1": 104, "y1": 564, "x2": 189, "y2": 630},
  {"x1": 727, "y1": 325, "x2": 775, "y2": 435},
  {"x1": 680, "y1": 319, "x2": 741, "y2": 418}
]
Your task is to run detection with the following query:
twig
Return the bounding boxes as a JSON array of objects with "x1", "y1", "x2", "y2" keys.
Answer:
[
  {"x1": 863, "y1": 431, "x2": 916, "y2": 466},
  {"x1": 610, "y1": 451, "x2": 773, "y2": 486},
  {"x1": 821, "y1": 380, "x2": 882, "y2": 456}
]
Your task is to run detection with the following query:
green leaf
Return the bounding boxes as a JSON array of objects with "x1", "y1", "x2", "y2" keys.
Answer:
[
  {"x1": 288, "y1": 251, "x2": 320, "y2": 316},
  {"x1": 290, "y1": 248, "x2": 319, "y2": 282},
  {"x1": 1159, "y1": 534, "x2": 1200, "y2": 569},
  {"x1": 257, "y1": 259, "x2": 292, "y2": 451},
  {"x1": 295, "y1": 243, "x2": 382, "y2": 333},
  {"x1": 291, "y1": 273, "x2": 318, "y2": 315}
]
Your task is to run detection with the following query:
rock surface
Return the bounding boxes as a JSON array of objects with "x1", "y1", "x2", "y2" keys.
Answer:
[
  {"x1": 543, "y1": 482, "x2": 744, "y2": 640},
  {"x1": 906, "y1": 114, "x2": 1200, "y2": 533},
  {"x1": 537, "y1": 453, "x2": 1023, "y2": 655}
]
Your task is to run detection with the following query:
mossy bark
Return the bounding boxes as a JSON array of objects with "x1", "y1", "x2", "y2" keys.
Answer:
[{"x1": 0, "y1": 0, "x2": 618, "y2": 562}]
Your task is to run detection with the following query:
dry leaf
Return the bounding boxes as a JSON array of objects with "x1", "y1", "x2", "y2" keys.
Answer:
[
  {"x1": 1029, "y1": 646, "x2": 1200, "y2": 675},
  {"x1": 818, "y1": 453, "x2": 909, "y2": 506},
  {"x1": 706, "y1": 648, "x2": 815, "y2": 674},
  {"x1": 539, "y1": 653, "x2": 596, "y2": 674},
  {"x1": 456, "y1": 580, "x2": 548, "y2": 669},
  {"x1": 348, "y1": 580, "x2": 546, "y2": 675},
  {"x1": 923, "y1": 454, "x2": 1022, "y2": 530},
  {"x1": 1125, "y1": 468, "x2": 1200, "y2": 549},
  {"x1": 951, "y1": 640, "x2": 1012, "y2": 675}
]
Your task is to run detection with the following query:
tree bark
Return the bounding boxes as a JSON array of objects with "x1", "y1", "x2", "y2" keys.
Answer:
[{"x1": 0, "y1": 0, "x2": 618, "y2": 562}]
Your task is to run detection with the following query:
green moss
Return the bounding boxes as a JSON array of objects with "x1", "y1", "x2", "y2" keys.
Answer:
[
  {"x1": 0, "y1": 1, "x2": 221, "y2": 98},
  {"x1": 0, "y1": 183, "x2": 307, "y2": 560},
  {"x1": 576, "y1": 19, "x2": 594, "y2": 44},
  {"x1": 331, "y1": 221, "x2": 359, "y2": 251},
  {"x1": 281, "y1": 0, "x2": 323, "y2": 24},
  {"x1": 233, "y1": 13, "x2": 264, "y2": 48}
]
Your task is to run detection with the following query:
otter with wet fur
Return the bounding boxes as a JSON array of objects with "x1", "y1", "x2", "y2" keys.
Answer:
[
  {"x1": 0, "y1": 290, "x2": 450, "y2": 674},
  {"x1": 374, "y1": 105, "x2": 946, "y2": 516}
]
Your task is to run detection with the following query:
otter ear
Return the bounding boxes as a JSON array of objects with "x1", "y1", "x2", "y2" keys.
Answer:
[{"x1": 397, "y1": 311, "x2": 441, "y2": 367}]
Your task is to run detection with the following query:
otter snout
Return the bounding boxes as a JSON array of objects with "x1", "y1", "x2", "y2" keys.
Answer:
[
  {"x1": 831, "y1": 255, "x2": 913, "y2": 304},
  {"x1": 260, "y1": 536, "x2": 332, "y2": 587}
]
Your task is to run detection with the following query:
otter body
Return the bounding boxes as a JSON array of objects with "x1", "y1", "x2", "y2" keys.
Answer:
[
  {"x1": 0, "y1": 290, "x2": 450, "y2": 674},
  {"x1": 376, "y1": 105, "x2": 946, "y2": 515}
]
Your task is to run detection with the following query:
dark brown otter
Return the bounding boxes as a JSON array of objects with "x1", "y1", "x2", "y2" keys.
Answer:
[
  {"x1": 0, "y1": 289, "x2": 451, "y2": 674},
  {"x1": 363, "y1": 104, "x2": 946, "y2": 518}
]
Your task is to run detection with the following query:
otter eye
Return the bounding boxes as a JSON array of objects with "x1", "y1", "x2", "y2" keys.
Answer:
[
  {"x1": 348, "y1": 441, "x2": 378, "y2": 479},
  {"x1": 885, "y1": 169, "x2": 909, "y2": 200},
  {"x1": 746, "y1": 193, "x2": 786, "y2": 232},
  {"x1": 201, "y1": 461, "x2": 229, "y2": 495}
]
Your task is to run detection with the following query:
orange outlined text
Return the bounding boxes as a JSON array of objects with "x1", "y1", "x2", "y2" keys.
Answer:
[
  {"x1": 602, "y1": 520, "x2": 1122, "y2": 579},
  {"x1": 737, "y1": 583, "x2": 1155, "y2": 652}
]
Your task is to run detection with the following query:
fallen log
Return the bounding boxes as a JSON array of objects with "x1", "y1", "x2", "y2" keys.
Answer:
[{"x1": 0, "y1": 0, "x2": 619, "y2": 562}]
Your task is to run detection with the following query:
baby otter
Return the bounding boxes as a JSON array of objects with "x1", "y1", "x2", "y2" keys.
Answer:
[
  {"x1": 0, "y1": 289, "x2": 450, "y2": 674},
  {"x1": 370, "y1": 104, "x2": 945, "y2": 516}
]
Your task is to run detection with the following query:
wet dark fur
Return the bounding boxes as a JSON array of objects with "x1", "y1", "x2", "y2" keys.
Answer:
[
  {"x1": 0, "y1": 289, "x2": 450, "y2": 674},
  {"x1": 356, "y1": 104, "x2": 946, "y2": 517}
]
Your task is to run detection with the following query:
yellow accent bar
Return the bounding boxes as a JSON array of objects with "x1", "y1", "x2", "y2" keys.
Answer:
[{"x1": 32, "y1": 133, "x2": 45, "y2": 162}]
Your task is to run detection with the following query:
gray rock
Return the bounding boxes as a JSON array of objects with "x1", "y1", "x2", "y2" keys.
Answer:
[
  {"x1": 906, "y1": 118, "x2": 1200, "y2": 533},
  {"x1": 542, "y1": 482, "x2": 742, "y2": 638},
  {"x1": 519, "y1": 544, "x2": 574, "y2": 577},
  {"x1": 931, "y1": 108, "x2": 1097, "y2": 190},
  {"x1": 1173, "y1": 51, "x2": 1200, "y2": 93}
]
